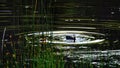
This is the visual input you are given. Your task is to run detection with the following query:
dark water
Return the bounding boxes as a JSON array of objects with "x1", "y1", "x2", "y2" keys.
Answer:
[{"x1": 1, "y1": 26, "x2": 120, "y2": 68}]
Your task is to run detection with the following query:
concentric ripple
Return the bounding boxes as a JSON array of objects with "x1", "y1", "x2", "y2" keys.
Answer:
[{"x1": 25, "y1": 31, "x2": 105, "y2": 45}]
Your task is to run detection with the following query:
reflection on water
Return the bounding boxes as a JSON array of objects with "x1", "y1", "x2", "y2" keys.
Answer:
[
  {"x1": 54, "y1": 45, "x2": 120, "y2": 68},
  {"x1": 24, "y1": 30, "x2": 120, "y2": 68}
]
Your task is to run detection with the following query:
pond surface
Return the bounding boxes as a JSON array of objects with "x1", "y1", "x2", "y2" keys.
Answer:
[{"x1": 24, "y1": 30, "x2": 120, "y2": 68}]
